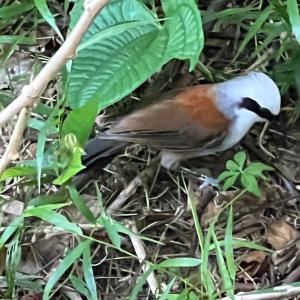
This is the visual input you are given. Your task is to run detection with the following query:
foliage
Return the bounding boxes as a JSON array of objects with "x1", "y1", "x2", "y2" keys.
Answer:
[
  {"x1": 218, "y1": 151, "x2": 273, "y2": 197},
  {"x1": 1, "y1": 0, "x2": 300, "y2": 299}
]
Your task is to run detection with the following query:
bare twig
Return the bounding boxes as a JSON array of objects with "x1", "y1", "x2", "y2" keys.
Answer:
[
  {"x1": 107, "y1": 156, "x2": 161, "y2": 215},
  {"x1": 127, "y1": 221, "x2": 158, "y2": 295},
  {"x1": 259, "y1": 121, "x2": 276, "y2": 159},
  {"x1": 0, "y1": 108, "x2": 28, "y2": 174},
  {"x1": 221, "y1": 284, "x2": 300, "y2": 300}
]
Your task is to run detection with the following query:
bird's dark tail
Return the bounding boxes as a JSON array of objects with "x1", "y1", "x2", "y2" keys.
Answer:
[{"x1": 74, "y1": 138, "x2": 127, "y2": 189}]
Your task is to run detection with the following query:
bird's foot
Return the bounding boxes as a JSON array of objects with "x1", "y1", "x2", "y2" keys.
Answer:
[
  {"x1": 180, "y1": 167, "x2": 220, "y2": 190},
  {"x1": 198, "y1": 175, "x2": 220, "y2": 190}
]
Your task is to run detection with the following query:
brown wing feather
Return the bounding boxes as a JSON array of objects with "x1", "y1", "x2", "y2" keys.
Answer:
[{"x1": 101, "y1": 85, "x2": 231, "y2": 152}]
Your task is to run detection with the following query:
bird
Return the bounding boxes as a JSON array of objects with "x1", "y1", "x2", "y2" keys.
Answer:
[{"x1": 82, "y1": 72, "x2": 281, "y2": 172}]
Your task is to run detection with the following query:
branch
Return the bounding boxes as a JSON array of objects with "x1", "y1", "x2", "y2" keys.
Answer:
[
  {"x1": 0, "y1": 0, "x2": 109, "y2": 128},
  {"x1": 0, "y1": 108, "x2": 28, "y2": 174}
]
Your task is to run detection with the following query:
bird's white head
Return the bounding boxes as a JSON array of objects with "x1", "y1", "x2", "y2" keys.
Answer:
[{"x1": 216, "y1": 72, "x2": 281, "y2": 121}]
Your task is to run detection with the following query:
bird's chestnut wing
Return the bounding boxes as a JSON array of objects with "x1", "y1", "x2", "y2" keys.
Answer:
[{"x1": 101, "y1": 85, "x2": 231, "y2": 152}]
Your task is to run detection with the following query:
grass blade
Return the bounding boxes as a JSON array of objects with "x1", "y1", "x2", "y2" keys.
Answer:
[
  {"x1": 67, "y1": 184, "x2": 97, "y2": 223},
  {"x1": 43, "y1": 240, "x2": 90, "y2": 300},
  {"x1": 158, "y1": 258, "x2": 201, "y2": 268},
  {"x1": 212, "y1": 231, "x2": 235, "y2": 299},
  {"x1": 200, "y1": 224, "x2": 216, "y2": 297},
  {"x1": 225, "y1": 206, "x2": 236, "y2": 281},
  {"x1": 287, "y1": 0, "x2": 300, "y2": 44},
  {"x1": 234, "y1": 5, "x2": 272, "y2": 60},
  {"x1": 83, "y1": 244, "x2": 97, "y2": 300},
  {"x1": 25, "y1": 206, "x2": 82, "y2": 235},
  {"x1": 34, "y1": 0, "x2": 63, "y2": 40}
]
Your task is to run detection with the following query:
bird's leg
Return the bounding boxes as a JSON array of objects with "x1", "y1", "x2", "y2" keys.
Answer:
[{"x1": 180, "y1": 167, "x2": 220, "y2": 190}]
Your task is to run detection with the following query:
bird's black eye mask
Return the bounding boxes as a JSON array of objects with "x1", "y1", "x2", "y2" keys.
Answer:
[{"x1": 240, "y1": 97, "x2": 276, "y2": 122}]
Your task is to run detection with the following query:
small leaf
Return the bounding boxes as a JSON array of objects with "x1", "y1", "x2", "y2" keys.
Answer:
[
  {"x1": 34, "y1": 0, "x2": 63, "y2": 40},
  {"x1": 223, "y1": 174, "x2": 239, "y2": 190},
  {"x1": 241, "y1": 173, "x2": 261, "y2": 197},
  {"x1": 157, "y1": 257, "x2": 201, "y2": 268},
  {"x1": 159, "y1": 277, "x2": 176, "y2": 300},
  {"x1": 244, "y1": 162, "x2": 273, "y2": 177},
  {"x1": 218, "y1": 170, "x2": 234, "y2": 182},
  {"x1": 61, "y1": 99, "x2": 99, "y2": 146},
  {"x1": 208, "y1": 239, "x2": 272, "y2": 252},
  {"x1": 234, "y1": 151, "x2": 246, "y2": 169},
  {"x1": 25, "y1": 206, "x2": 82, "y2": 235},
  {"x1": 53, "y1": 147, "x2": 86, "y2": 185},
  {"x1": 43, "y1": 240, "x2": 90, "y2": 300},
  {"x1": 0, "y1": 166, "x2": 37, "y2": 180},
  {"x1": 70, "y1": 275, "x2": 90, "y2": 298},
  {"x1": 67, "y1": 185, "x2": 97, "y2": 223},
  {"x1": 0, "y1": 35, "x2": 35, "y2": 45},
  {"x1": 0, "y1": 216, "x2": 24, "y2": 248},
  {"x1": 98, "y1": 215, "x2": 121, "y2": 248},
  {"x1": 226, "y1": 160, "x2": 240, "y2": 172}
]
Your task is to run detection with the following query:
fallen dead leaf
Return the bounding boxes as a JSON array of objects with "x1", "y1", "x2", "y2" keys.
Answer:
[
  {"x1": 201, "y1": 201, "x2": 222, "y2": 227},
  {"x1": 2, "y1": 200, "x2": 24, "y2": 216},
  {"x1": 238, "y1": 250, "x2": 269, "y2": 278},
  {"x1": 266, "y1": 220, "x2": 299, "y2": 250}
]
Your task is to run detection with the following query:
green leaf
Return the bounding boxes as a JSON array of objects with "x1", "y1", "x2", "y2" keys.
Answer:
[
  {"x1": 0, "y1": 166, "x2": 37, "y2": 180},
  {"x1": 36, "y1": 111, "x2": 58, "y2": 190},
  {"x1": 43, "y1": 240, "x2": 90, "y2": 300},
  {"x1": 70, "y1": 275, "x2": 90, "y2": 298},
  {"x1": 226, "y1": 160, "x2": 240, "y2": 172},
  {"x1": 28, "y1": 194, "x2": 66, "y2": 207},
  {"x1": 83, "y1": 245, "x2": 97, "y2": 300},
  {"x1": 53, "y1": 147, "x2": 86, "y2": 185},
  {"x1": 225, "y1": 206, "x2": 236, "y2": 281},
  {"x1": 287, "y1": 0, "x2": 300, "y2": 44},
  {"x1": 200, "y1": 225, "x2": 215, "y2": 296},
  {"x1": 61, "y1": 99, "x2": 99, "y2": 146},
  {"x1": 159, "y1": 277, "x2": 176, "y2": 300},
  {"x1": 98, "y1": 215, "x2": 121, "y2": 249},
  {"x1": 0, "y1": 35, "x2": 35, "y2": 45},
  {"x1": 25, "y1": 206, "x2": 82, "y2": 235},
  {"x1": 208, "y1": 239, "x2": 272, "y2": 252},
  {"x1": 244, "y1": 162, "x2": 273, "y2": 177},
  {"x1": 67, "y1": 0, "x2": 203, "y2": 109},
  {"x1": 0, "y1": 216, "x2": 24, "y2": 248},
  {"x1": 187, "y1": 187, "x2": 204, "y2": 250},
  {"x1": 212, "y1": 232, "x2": 235, "y2": 299},
  {"x1": 223, "y1": 174, "x2": 239, "y2": 190},
  {"x1": 113, "y1": 220, "x2": 162, "y2": 244},
  {"x1": 234, "y1": 5, "x2": 273, "y2": 60},
  {"x1": 34, "y1": 0, "x2": 63, "y2": 40},
  {"x1": 218, "y1": 170, "x2": 234, "y2": 182},
  {"x1": 234, "y1": 151, "x2": 246, "y2": 169},
  {"x1": 241, "y1": 173, "x2": 261, "y2": 197},
  {"x1": 157, "y1": 257, "x2": 201, "y2": 268},
  {"x1": 129, "y1": 267, "x2": 154, "y2": 300},
  {"x1": 0, "y1": 1, "x2": 34, "y2": 20},
  {"x1": 67, "y1": 185, "x2": 97, "y2": 223}
]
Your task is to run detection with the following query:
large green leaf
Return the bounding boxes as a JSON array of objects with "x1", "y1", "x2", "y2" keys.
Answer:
[{"x1": 67, "y1": 0, "x2": 203, "y2": 110}]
